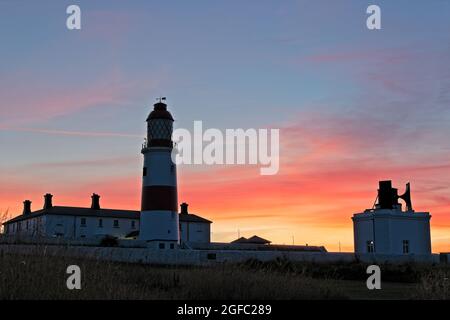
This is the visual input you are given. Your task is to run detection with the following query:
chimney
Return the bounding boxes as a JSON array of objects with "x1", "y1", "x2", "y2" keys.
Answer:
[
  {"x1": 180, "y1": 202, "x2": 189, "y2": 214},
  {"x1": 23, "y1": 200, "x2": 32, "y2": 215},
  {"x1": 43, "y1": 193, "x2": 53, "y2": 209},
  {"x1": 91, "y1": 193, "x2": 100, "y2": 210},
  {"x1": 378, "y1": 180, "x2": 400, "y2": 209}
]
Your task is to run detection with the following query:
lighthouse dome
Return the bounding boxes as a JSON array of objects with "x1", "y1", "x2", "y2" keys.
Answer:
[{"x1": 146, "y1": 102, "x2": 174, "y2": 121}]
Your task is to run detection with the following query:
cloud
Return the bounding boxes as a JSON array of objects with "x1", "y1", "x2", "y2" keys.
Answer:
[
  {"x1": 304, "y1": 49, "x2": 411, "y2": 64},
  {"x1": 0, "y1": 76, "x2": 128, "y2": 127},
  {"x1": 28, "y1": 156, "x2": 139, "y2": 169},
  {"x1": 0, "y1": 127, "x2": 141, "y2": 138}
]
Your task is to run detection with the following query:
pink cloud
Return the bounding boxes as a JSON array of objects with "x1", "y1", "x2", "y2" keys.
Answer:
[
  {"x1": 0, "y1": 128, "x2": 141, "y2": 138},
  {"x1": 303, "y1": 48, "x2": 413, "y2": 64},
  {"x1": 0, "y1": 77, "x2": 127, "y2": 127},
  {"x1": 28, "y1": 156, "x2": 139, "y2": 169}
]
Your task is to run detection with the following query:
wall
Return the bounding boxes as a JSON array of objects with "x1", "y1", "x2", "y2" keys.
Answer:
[
  {"x1": 0, "y1": 242, "x2": 440, "y2": 265},
  {"x1": 70, "y1": 216, "x2": 138, "y2": 239},
  {"x1": 4, "y1": 216, "x2": 46, "y2": 237},
  {"x1": 180, "y1": 221, "x2": 210, "y2": 243},
  {"x1": 5, "y1": 215, "x2": 138, "y2": 239},
  {"x1": 353, "y1": 210, "x2": 431, "y2": 255}
]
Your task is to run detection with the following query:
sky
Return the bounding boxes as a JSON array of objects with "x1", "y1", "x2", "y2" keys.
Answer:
[{"x1": 0, "y1": 0, "x2": 449, "y2": 252}]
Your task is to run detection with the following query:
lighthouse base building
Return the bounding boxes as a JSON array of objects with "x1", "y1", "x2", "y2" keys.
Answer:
[{"x1": 352, "y1": 180, "x2": 432, "y2": 256}]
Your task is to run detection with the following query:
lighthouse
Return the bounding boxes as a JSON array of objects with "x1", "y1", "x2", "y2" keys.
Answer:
[{"x1": 139, "y1": 98, "x2": 179, "y2": 246}]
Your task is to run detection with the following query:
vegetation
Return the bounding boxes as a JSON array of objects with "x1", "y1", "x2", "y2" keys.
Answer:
[
  {"x1": 99, "y1": 235, "x2": 119, "y2": 247},
  {"x1": 0, "y1": 209, "x2": 10, "y2": 234},
  {"x1": 0, "y1": 251, "x2": 449, "y2": 300}
]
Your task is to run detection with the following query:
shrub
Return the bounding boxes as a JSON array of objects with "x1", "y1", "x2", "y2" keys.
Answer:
[{"x1": 100, "y1": 235, "x2": 118, "y2": 247}]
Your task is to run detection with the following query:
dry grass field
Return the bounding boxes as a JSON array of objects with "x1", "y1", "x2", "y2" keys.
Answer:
[{"x1": 0, "y1": 251, "x2": 449, "y2": 300}]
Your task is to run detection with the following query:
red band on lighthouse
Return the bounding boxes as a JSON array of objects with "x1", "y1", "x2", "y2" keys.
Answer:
[{"x1": 141, "y1": 185, "x2": 177, "y2": 211}]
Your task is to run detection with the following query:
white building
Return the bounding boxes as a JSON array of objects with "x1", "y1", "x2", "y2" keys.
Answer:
[
  {"x1": 2, "y1": 194, "x2": 212, "y2": 244},
  {"x1": 352, "y1": 180, "x2": 432, "y2": 255},
  {"x1": 3, "y1": 194, "x2": 139, "y2": 240},
  {"x1": 179, "y1": 203, "x2": 212, "y2": 244}
]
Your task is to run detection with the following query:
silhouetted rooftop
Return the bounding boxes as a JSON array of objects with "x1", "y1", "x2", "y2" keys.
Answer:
[
  {"x1": 3, "y1": 206, "x2": 212, "y2": 224},
  {"x1": 3, "y1": 206, "x2": 140, "y2": 224},
  {"x1": 146, "y1": 102, "x2": 174, "y2": 121},
  {"x1": 231, "y1": 235, "x2": 271, "y2": 244}
]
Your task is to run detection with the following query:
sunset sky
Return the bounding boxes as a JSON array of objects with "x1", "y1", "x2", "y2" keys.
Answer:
[{"x1": 1, "y1": 1, "x2": 449, "y2": 252}]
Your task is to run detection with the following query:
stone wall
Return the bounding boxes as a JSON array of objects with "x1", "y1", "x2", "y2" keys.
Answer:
[{"x1": 0, "y1": 243, "x2": 441, "y2": 265}]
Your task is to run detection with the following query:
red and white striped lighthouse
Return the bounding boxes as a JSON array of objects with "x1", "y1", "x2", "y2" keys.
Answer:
[{"x1": 139, "y1": 98, "x2": 179, "y2": 244}]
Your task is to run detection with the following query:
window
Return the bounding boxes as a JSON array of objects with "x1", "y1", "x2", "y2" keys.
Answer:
[
  {"x1": 170, "y1": 243, "x2": 175, "y2": 249},
  {"x1": 18, "y1": 222, "x2": 21, "y2": 231},
  {"x1": 402, "y1": 240, "x2": 410, "y2": 254},
  {"x1": 113, "y1": 220, "x2": 119, "y2": 228},
  {"x1": 80, "y1": 235, "x2": 86, "y2": 238},
  {"x1": 366, "y1": 240, "x2": 375, "y2": 253},
  {"x1": 26, "y1": 221, "x2": 29, "y2": 230},
  {"x1": 98, "y1": 219, "x2": 103, "y2": 228},
  {"x1": 159, "y1": 243, "x2": 165, "y2": 249},
  {"x1": 143, "y1": 167, "x2": 147, "y2": 176},
  {"x1": 80, "y1": 218, "x2": 86, "y2": 227},
  {"x1": 131, "y1": 220, "x2": 136, "y2": 229}
]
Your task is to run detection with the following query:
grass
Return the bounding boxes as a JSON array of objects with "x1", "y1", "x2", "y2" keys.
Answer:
[{"x1": 0, "y1": 251, "x2": 449, "y2": 300}]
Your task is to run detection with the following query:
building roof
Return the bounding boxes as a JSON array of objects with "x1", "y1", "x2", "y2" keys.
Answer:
[
  {"x1": 3, "y1": 206, "x2": 140, "y2": 224},
  {"x1": 231, "y1": 235, "x2": 271, "y2": 245},
  {"x1": 179, "y1": 213, "x2": 212, "y2": 224},
  {"x1": 191, "y1": 242, "x2": 327, "y2": 252},
  {"x1": 146, "y1": 102, "x2": 174, "y2": 121},
  {"x1": 178, "y1": 202, "x2": 211, "y2": 223},
  {"x1": 125, "y1": 230, "x2": 139, "y2": 238},
  {"x1": 3, "y1": 206, "x2": 212, "y2": 225},
  {"x1": 231, "y1": 237, "x2": 248, "y2": 243}
]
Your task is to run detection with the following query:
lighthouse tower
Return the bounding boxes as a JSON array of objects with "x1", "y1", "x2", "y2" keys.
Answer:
[{"x1": 139, "y1": 98, "x2": 179, "y2": 246}]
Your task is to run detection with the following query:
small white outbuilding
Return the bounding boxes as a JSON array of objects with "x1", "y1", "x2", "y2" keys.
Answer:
[{"x1": 352, "y1": 180, "x2": 431, "y2": 255}]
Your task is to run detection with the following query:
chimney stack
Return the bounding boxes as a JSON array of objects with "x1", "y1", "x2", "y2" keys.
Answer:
[
  {"x1": 23, "y1": 200, "x2": 32, "y2": 215},
  {"x1": 43, "y1": 193, "x2": 53, "y2": 209},
  {"x1": 91, "y1": 193, "x2": 100, "y2": 210},
  {"x1": 180, "y1": 202, "x2": 189, "y2": 214}
]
